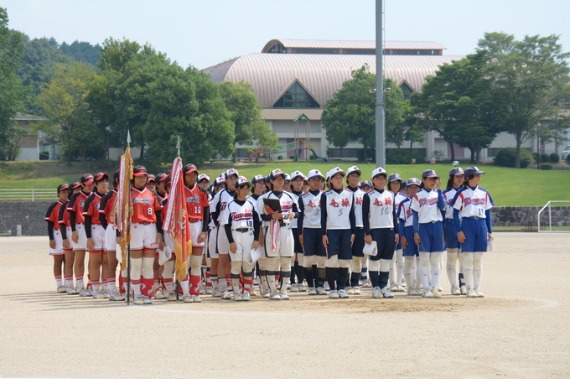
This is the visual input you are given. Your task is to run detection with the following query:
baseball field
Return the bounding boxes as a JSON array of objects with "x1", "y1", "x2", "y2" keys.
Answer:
[{"x1": 0, "y1": 233, "x2": 568, "y2": 378}]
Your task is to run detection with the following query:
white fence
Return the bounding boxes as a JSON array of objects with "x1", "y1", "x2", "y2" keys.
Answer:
[
  {"x1": 0, "y1": 189, "x2": 54, "y2": 202},
  {"x1": 537, "y1": 200, "x2": 570, "y2": 232}
]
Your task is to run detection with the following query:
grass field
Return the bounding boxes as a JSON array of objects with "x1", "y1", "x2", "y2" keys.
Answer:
[{"x1": 1, "y1": 160, "x2": 569, "y2": 206}]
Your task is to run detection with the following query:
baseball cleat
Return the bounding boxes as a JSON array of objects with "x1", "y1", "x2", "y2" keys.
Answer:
[
  {"x1": 423, "y1": 289, "x2": 434, "y2": 298},
  {"x1": 328, "y1": 290, "x2": 339, "y2": 299},
  {"x1": 338, "y1": 289, "x2": 349, "y2": 299},
  {"x1": 475, "y1": 290, "x2": 485, "y2": 298},
  {"x1": 466, "y1": 289, "x2": 477, "y2": 298},
  {"x1": 381, "y1": 286, "x2": 394, "y2": 298}
]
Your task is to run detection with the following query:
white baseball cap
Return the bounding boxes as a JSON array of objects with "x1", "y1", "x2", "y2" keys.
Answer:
[
  {"x1": 346, "y1": 165, "x2": 361, "y2": 176},
  {"x1": 270, "y1": 168, "x2": 286, "y2": 180},
  {"x1": 372, "y1": 167, "x2": 387, "y2": 179},
  {"x1": 236, "y1": 176, "x2": 251, "y2": 188},
  {"x1": 197, "y1": 173, "x2": 210, "y2": 182},
  {"x1": 329, "y1": 166, "x2": 345, "y2": 179},
  {"x1": 290, "y1": 170, "x2": 305, "y2": 181},
  {"x1": 225, "y1": 168, "x2": 239, "y2": 179},
  {"x1": 307, "y1": 169, "x2": 324, "y2": 180}
]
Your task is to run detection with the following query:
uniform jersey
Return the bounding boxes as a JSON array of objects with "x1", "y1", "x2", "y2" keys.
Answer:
[
  {"x1": 258, "y1": 191, "x2": 299, "y2": 226},
  {"x1": 410, "y1": 188, "x2": 444, "y2": 223},
  {"x1": 298, "y1": 190, "x2": 322, "y2": 229},
  {"x1": 45, "y1": 201, "x2": 63, "y2": 231},
  {"x1": 320, "y1": 188, "x2": 355, "y2": 231},
  {"x1": 211, "y1": 188, "x2": 236, "y2": 224},
  {"x1": 99, "y1": 190, "x2": 117, "y2": 225},
  {"x1": 398, "y1": 197, "x2": 414, "y2": 228},
  {"x1": 184, "y1": 185, "x2": 210, "y2": 220},
  {"x1": 68, "y1": 191, "x2": 90, "y2": 224},
  {"x1": 59, "y1": 200, "x2": 71, "y2": 228},
  {"x1": 346, "y1": 186, "x2": 365, "y2": 228},
  {"x1": 395, "y1": 192, "x2": 407, "y2": 213},
  {"x1": 247, "y1": 194, "x2": 263, "y2": 221},
  {"x1": 452, "y1": 186, "x2": 494, "y2": 218},
  {"x1": 363, "y1": 188, "x2": 396, "y2": 231},
  {"x1": 221, "y1": 199, "x2": 259, "y2": 230},
  {"x1": 83, "y1": 192, "x2": 105, "y2": 225},
  {"x1": 131, "y1": 186, "x2": 162, "y2": 224},
  {"x1": 289, "y1": 190, "x2": 303, "y2": 228},
  {"x1": 442, "y1": 188, "x2": 459, "y2": 219}
]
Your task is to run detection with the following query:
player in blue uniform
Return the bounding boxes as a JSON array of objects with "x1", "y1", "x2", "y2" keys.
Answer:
[{"x1": 442, "y1": 167, "x2": 465, "y2": 295}]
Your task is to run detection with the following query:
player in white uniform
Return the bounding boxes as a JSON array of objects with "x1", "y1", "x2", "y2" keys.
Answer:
[
  {"x1": 258, "y1": 169, "x2": 300, "y2": 300},
  {"x1": 247, "y1": 175, "x2": 267, "y2": 296},
  {"x1": 410, "y1": 169, "x2": 446, "y2": 298},
  {"x1": 388, "y1": 173, "x2": 407, "y2": 292},
  {"x1": 298, "y1": 169, "x2": 327, "y2": 295},
  {"x1": 452, "y1": 166, "x2": 494, "y2": 298},
  {"x1": 222, "y1": 176, "x2": 261, "y2": 301},
  {"x1": 362, "y1": 167, "x2": 399, "y2": 299},
  {"x1": 442, "y1": 167, "x2": 465, "y2": 295},
  {"x1": 206, "y1": 176, "x2": 225, "y2": 296},
  {"x1": 398, "y1": 178, "x2": 422, "y2": 296},
  {"x1": 321, "y1": 167, "x2": 356, "y2": 299},
  {"x1": 289, "y1": 171, "x2": 306, "y2": 292},
  {"x1": 345, "y1": 166, "x2": 366, "y2": 295}
]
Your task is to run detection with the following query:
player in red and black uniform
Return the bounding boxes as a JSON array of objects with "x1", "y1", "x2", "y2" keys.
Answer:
[
  {"x1": 83, "y1": 172, "x2": 109, "y2": 299},
  {"x1": 59, "y1": 182, "x2": 82, "y2": 294},
  {"x1": 67, "y1": 174, "x2": 95, "y2": 296},
  {"x1": 45, "y1": 183, "x2": 70, "y2": 293},
  {"x1": 151, "y1": 173, "x2": 169, "y2": 299}
]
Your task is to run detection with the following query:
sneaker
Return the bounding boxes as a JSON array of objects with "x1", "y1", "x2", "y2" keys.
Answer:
[
  {"x1": 423, "y1": 289, "x2": 434, "y2": 298},
  {"x1": 451, "y1": 285, "x2": 461, "y2": 296},
  {"x1": 134, "y1": 296, "x2": 144, "y2": 305},
  {"x1": 290, "y1": 284, "x2": 300, "y2": 292},
  {"x1": 242, "y1": 291, "x2": 251, "y2": 301},
  {"x1": 352, "y1": 286, "x2": 361, "y2": 295},
  {"x1": 212, "y1": 287, "x2": 222, "y2": 298},
  {"x1": 323, "y1": 282, "x2": 330, "y2": 291},
  {"x1": 92, "y1": 290, "x2": 105, "y2": 300},
  {"x1": 316, "y1": 287, "x2": 327, "y2": 295},
  {"x1": 467, "y1": 289, "x2": 477, "y2": 298},
  {"x1": 79, "y1": 287, "x2": 92, "y2": 297},
  {"x1": 142, "y1": 296, "x2": 152, "y2": 305},
  {"x1": 109, "y1": 291, "x2": 125, "y2": 301},
  {"x1": 395, "y1": 284, "x2": 406, "y2": 292},
  {"x1": 280, "y1": 292, "x2": 290, "y2": 300},
  {"x1": 390, "y1": 283, "x2": 398, "y2": 292},
  {"x1": 328, "y1": 290, "x2": 339, "y2": 299},
  {"x1": 381, "y1": 286, "x2": 394, "y2": 298},
  {"x1": 233, "y1": 289, "x2": 243, "y2": 301},
  {"x1": 460, "y1": 285, "x2": 467, "y2": 295},
  {"x1": 475, "y1": 290, "x2": 485, "y2": 298},
  {"x1": 338, "y1": 289, "x2": 349, "y2": 299},
  {"x1": 298, "y1": 284, "x2": 307, "y2": 292},
  {"x1": 308, "y1": 287, "x2": 317, "y2": 296},
  {"x1": 182, "y1": 295, "x2": 193, "y2": 303},
  {"x1": 431, "y1": 288, "x2": 441, "y2": 298},
  {"x1": 154, "y1": 289, "x2": 166, "y2": 300},
  {"x1": 66, "y1": 286, "x2": 78, "y2": 295},
  {"x1": 371, "y1": 287, "x2": 382, "y2": 299},
  {"x1": 205, "y1": 286, "x2": 213, "y2": 295},
  {"x1": 270, "y1": 292, "x2": 281, "y2": 300},
  {"x1": 222, "y1": 289, "x2": 233, "y2": 300},
  {"x1": 57, "y1": 285, "x2": 67, "y2": 293},
  {"x1": 361, "y1": 279, "x2": 372, "y2": 288},
  {"x1": 167, "y1": 292, "x2": 178, "y2": 302}
]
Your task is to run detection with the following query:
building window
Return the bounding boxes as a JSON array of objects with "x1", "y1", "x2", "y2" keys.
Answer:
[
  {"x1": 400, "y1": 82, "x2": 413, "y2": 99},
  {"x1": 274, "y1": 82, "x2": 320, "y2": 108}
]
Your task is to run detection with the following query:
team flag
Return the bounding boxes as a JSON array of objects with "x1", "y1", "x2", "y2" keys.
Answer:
[
  {"x1": 114, "y1": 132, "x2": 133, "y2": 271},
  {"x1": 163, "y1": 157, "x2": 191, "y2": 282}
]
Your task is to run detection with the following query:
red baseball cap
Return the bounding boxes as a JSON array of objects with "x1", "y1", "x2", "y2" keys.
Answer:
[
  {"x1": 133, "y1": 165, "x2": 148, "y2": 177},
  {"x1": 80, "y1": 174, "x2": 94, "y2": 185}
]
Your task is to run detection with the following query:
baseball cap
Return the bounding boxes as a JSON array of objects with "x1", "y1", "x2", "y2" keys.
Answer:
[
  {"x1": 197, "y1": 173, "x2": 210, "y2": 183},
  {"x1": 388, "y1": 173, "x2": 402, "y2": 182},
  {"x1": 224, "y1": 168, "x2": 239, "y2": 179},
  {"x1": 264, "y1": 175, "x2": 271, "y2": 183},
  {"x1": 57, "y1": 183, "x2": 70, "y2": 192},
  {"x1": 400, "y1": 181, "x2": 408, "y2": 190},
  {"x1": 406, "y1": 177, "x2": 422, "y2": 187},
  {"x1": 270, "y1": 168, "x2": 286, "y2": 180},
  {"x1": 155, "y1": 173, "x2": 169, "y2": 183},
  {"x1": 183, "y1": 163, "x2": 198, "y2": 174},
  {"x1": 236, "y1": 176, "x2": 251, "y2": 188},
  {"x1": 372, "y1": 167, "x2": 387, "y2": 179},
  {"x1": 464, "y1": 166, "x2": 486, "y2": 177},
  {"x1": 449, "y1": 167, "x2": 465, "y2": 177},
  {"x1": 214, "y1": 176, "x2": 226, "y2": 186},
  {"x1": 307, "y1": 169, "x2": 324, "y2": 180},
  {"x1": 359, "y1": 180, "x2": 372, "y2": 189},
  {"x1": 133, "y1": 165, "x2": 148, "y2": 177},
  {"x1": 147, "y1": 174, "x2": 156, "y2": 183},
  {"x1": 284, "y1": 174, "x2": 291, "y2": 181},
  {"x1": 94, "y1": 172, "x2": 109, "y2": 182},
  {"x1": 251, "y1": 174, "x2": 265, "y2": 184},
  {"x1": 422, "y1": 169, "x2": 439, "y2": 179},
  {"x1": 71, "y1": 182, "x2": 82, "y2": 191},
  {"x1": 80, "y1": 174, "x2": 94, "y2": 185},
  {"x1": 329, "y1": 167, "x2": 345, "y2": 178},
  {"x1": 113, "y1": 171, "x2": 120, "y2": 182},
  {"x1": 290, "y1": 170, "x2": 304, "y2": 181},
  {"x1": 346, "y1": 165, "x2": 361, "y2": 176}
]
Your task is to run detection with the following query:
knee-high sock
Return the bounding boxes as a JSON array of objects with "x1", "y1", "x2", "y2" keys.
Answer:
[
  {"x1": 463, "y1": 253, "x2": 475, "y2": 290},
  {"x1": 379, "y1": 259, "x2": 391, "y2": 289},
  {"x1": 141, "y1": 256, "x2": 155, "y2": 297},
  {"x1": 403, "y1": 257, "x2": 415, "y2": 290},
  {"x1": 418, "y1": 252, "x2": 431, "y2": 290},
  {"x1": 473, "y1": 252, "x2": 484, "y2": 291},
  {"x1": 395, "y1": 249, "x2": 404, "y2": 284},
  {"x1": 368, "y1": 259, "x2": 381, "y2": 288},
  {"x1": 446, "y1": 248, "x2": 459, "y2": 288},
  {"x1": 429, "y1": 252, "x2": 442, "y2": 289},
  {"x1": 189, "y1": 255, "x2": 202, "y2": 295},
  {"x1": 130, "y1": 257, "x2": 142, "y2": 296}
]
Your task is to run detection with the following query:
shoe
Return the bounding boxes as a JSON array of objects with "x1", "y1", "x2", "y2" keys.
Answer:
[
  {"x1": 205, "y1": 286, "x2": 213, "y2": 295},
  {"x1": 371, "y1": 287, "x2": 381, "y2": 299},
  {"x1": 191, "y1": 295, "x2": 202, "y2": 303},
  {"x1": 323, "y1": 282, "x2": 330, "y2": 291},
  {"x1": 381, "y1": 286, "x2": 394, "y2": 298},
  {"x1": 308, "y1": 287, "x2": 317, "y2": 295},
  {"x1": 475, "y1": 290, "x2": 485, "y2": 298},
  {"x1": 395, "y1": 284, "x2": 406, "y2": 292},
  {"x1": 250, "y1": 289, "x2": 258, "y2": 296},
  {"x1": 361, "y1": 279, "x2": 372, "y2": 288},
  {"x1": 134, "y1": 296, "x2": 144, "y2": 305},
  {"x1": 270, "y1": 292, "x2": 281, "y2": 300},
  {"x1": 338, "y1": 289, "x2": 349, "y2": 299},
  {"x1": 316, "y1": 287, "x2": 327, "y2": 295},
  {"x1": 328, "y1": 290, "x2": 339, "y2": 299},
  {"x1": 460, "y1": 285, "x2": 467, "y2": 295},
  {"x1": 242, "y1": 291, "x2": 251, "y2": 301},
  {"x1": 352, "y1": 286, "x2": 361, "y2": 295},
  {"x1": 222, "y1": 289, "x2": 233, "y2": 300},
  {"x1": 66, "y1": 285, "x2": 78, "y2": 295},
  {"x1": 57, "y1": 285, "x2": 67, "y2": 293},
  {"x1": 183, "y1": 295, "x2": 193, "y2": 303},
  {"x1": 166, "y1": 292, "x2": 177, "y2": 301},
  {"x1": 280, "y1": 292, "x2": 290, "y2": 300},
  {"x1": 92, "y1": 290, "x2": 105, "y2": 300},
  {"x1": 467, "y1": 289, "x2": 477, "y2": 298},
  {"x1": 290, "y1": 284, "x2": 300, "y2": 292},
  {"x1": 347, "y1": 287, "x2": 355, "y2": 295},
  {"x1": 211, "y1": 287, "x2": 222, "y2": 298},
  {"x1": 390, "y1": 283, "x2": 398, "y2": 292},
  {"x1": 431, "y1": 288, "x2": 441, "y2": 298},
  {"x1": 79, "y1": 287, "x2": 92, "y2": 297},
  {"x1": 109, "y1": 291, "x2": 125, "y2": 301},
  {"x1": 154, "y1": 289, "x2": 166, "y2": 300},
  {"x1": 233, "y1": 289, "x2": 243, "y2": 301},
  {"x1": 423, "y1": 289, "x2": 434, "y2": 298},
  {"x1": 451, "y1": 285, "x2": 461, "y2": 296},
  {"x1": 298, "y1": 284, "x2": 307, "y2": 292}
]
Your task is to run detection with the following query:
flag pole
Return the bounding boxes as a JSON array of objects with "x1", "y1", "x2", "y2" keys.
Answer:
[
  {"x1": 175, "y1": 135, "x2": 182, "y2": 301},
  {"x1": 126, "y1": 130, "x2": 132, "y2": 306}
]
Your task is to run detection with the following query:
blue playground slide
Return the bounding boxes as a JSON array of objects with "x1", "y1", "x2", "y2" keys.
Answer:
[{"x1": 307, "y1": 148, "x2": 328, "y2": 162}]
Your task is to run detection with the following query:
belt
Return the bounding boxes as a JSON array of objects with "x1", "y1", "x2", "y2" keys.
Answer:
[
  {"x1": 134, "y1": 222, "x2": 152, "y2": 225},
  {"x1": 233, "y1": 228, "x2": 252, "y2": 233},
  {"x1": 421, "y1": 220, "x2": 441, "y2": 224},
  {"x1": 468, "y1": 216, "x2": 485, "y2": 220},
  {"x1": 189, "y1": 218, "x2": 201, "y2": 223}
]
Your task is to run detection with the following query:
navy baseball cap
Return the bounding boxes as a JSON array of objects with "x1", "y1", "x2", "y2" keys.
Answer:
[
  {"x1": 406, "y1": 177, "x2": 422, "y2": 187},
  {"x1": 464, "y1": 166, "x2": 486, "y2": 177},
  {"x1": 449, "y1": 167, "x2": 465, "y2": 176},
  {"x1": 422, "y1": 169, "x2": 439, "y2": 179},
  {"x1": 359, "y1": 180, "x2": 372, "y2": 189},
  {"x1": 388, "y1": 173, "x2": 402, "y2": 182}
]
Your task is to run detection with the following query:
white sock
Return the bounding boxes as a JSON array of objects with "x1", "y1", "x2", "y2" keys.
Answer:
[
  {"x1": 446, "y1": 249, "x2": 459, "y2": 288},
  {"x1": 430, "y1": 252, "x2": 443, "y2": 289},
  {"x1": 463, "y1": 253, "x2": 475, "y2": 290},
  {"x1": 473, "y1": 252, "x2": 484, "y2": 291}
]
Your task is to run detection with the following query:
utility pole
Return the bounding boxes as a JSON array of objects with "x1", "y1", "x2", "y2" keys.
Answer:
[{"x1": 375, "y1": 0, "x2": 386, "y2": 167}]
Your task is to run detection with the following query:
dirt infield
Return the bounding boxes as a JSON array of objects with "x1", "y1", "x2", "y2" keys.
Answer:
[{"x1": 1, "y1": 233, "x2": 569, "y2": 378}]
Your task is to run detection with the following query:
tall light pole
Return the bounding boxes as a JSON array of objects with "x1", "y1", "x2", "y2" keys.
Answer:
[{"x1": 375, "y1": 0, "x2": 386, "y2": 167}]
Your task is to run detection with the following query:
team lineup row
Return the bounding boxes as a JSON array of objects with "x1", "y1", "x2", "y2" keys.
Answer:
[{"x1": 45, "y1": 163, "x2": 494, "y2": 304}]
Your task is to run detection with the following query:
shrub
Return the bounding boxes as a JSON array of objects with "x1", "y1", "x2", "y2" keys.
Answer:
[
  {"x1": 549, "y1": 153, "x2": 560, "y2": 163},
  {"x1": 386, "y1": 149, "x2": 426, "y2": 164},
  {"x1": 567, "y1": 154, "x2": 570, "y2": 164},
  {"x1": 494, "y1": 148, "x2": 533, "y2": 168},
  {"x1": 277, "y1": 155, "x2": 283, "y2": 160},
  {"x1": 540, "y1": 163, "x2": 553, "y2": 170}
]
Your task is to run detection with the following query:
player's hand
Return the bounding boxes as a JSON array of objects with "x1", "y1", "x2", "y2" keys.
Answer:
[
  {"x1": 298, "y1": 235, "x2": 304, "y2": 246},
  {"x1": 156, "y1": 233, "x2": 164, "y2": 250},
  {"x1": 414, "y1": 232, "x2": 421, "y2": 246},
  {"x1": 401, "y1": 236, "x2": 408, "y2": 249},
  {"x1": 288, "y1": 212, "x2": 295, "y2": 220},
  {"x1": 394, "y1": 233, "x2": 399, "y2": 245},
  {"x1": 229, "y1": 242, "x2": 237, "y2": 254},
  {"x1": 72, "y1": 231, "x2": 78, "y2": 244},
  {"x1": 350, "y1": 233, "x2": 355, "y2": 246},
  {"x1": 49, "y1": 240, "x2": 56, "y2": 249},
  {"x1": 322, "y1": 235, "x2": 329, "y2": 248},
  {"x1": 63, "y1": 239, "x2": 70, "y2": 250},
  {"x1": 487, "y1": 232, "x2": 493, "y2": 241},
  {"x1": 252, "y1": 240, "x2": 259, "y2": 250},
  {"x1": 86, "y1": 238, "x2": 93, "y2": 251},
  {"x1": 197, "y1": 231, "x2": 207, "y2": 244},
  {"x1": 457, "y1": 231, "x2": 466, "y2": 243},
  {"x1": 272, "y1": 212, "x2": 283, "y2": 220},
  {"x1": 364, "y1": 234, "x2": 372, "y2": 245}
]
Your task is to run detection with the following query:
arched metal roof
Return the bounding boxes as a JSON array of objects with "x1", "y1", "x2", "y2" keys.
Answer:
[
  {"x1": 203, "y1": 53, "x2": 463, "y2": 108},
  {"x1": 261, "y1": 39, "x2": 447, "y2": 53}
]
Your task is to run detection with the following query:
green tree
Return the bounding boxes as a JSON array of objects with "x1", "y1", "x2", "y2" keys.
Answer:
[
  {"x1": 477, "y1": 32, "x2": 570, "y2": 167},
  {"x1": 37, "y1": 62, "x2": 103, "y2": 162},
  {"x1": 0, "y1": 7, "x2": 25, "y2": 160},
  {"x1": 220, "y1": 81, "x2": 277, "y2": 162}
]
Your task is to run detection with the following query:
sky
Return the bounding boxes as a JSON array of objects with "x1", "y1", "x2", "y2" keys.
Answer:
[{"x1": 1, "y1": 0, "x2": 568, "y2": 69}]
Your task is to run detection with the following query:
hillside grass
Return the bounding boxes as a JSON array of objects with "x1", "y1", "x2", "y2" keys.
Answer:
[{"x1": 1, "y1": 160, "x2": 569, "y2": 206}]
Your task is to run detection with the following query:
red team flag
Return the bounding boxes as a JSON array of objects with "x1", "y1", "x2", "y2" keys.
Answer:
[
  {"x1": 114, "y1": 136, "x2": 133, "y2": 271},
  {"x1": 163, "y1": 157, "x2": 191, "y2": 282}
]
